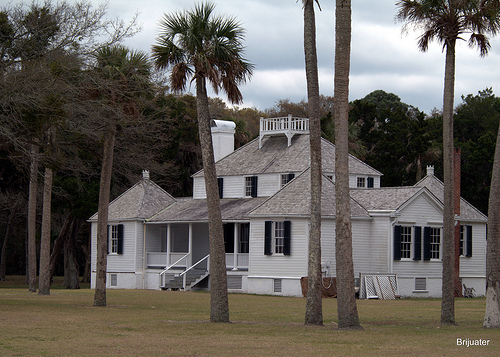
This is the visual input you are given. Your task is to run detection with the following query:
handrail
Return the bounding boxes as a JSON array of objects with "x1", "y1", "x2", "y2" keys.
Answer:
[
  {"x1": 159, "y1": 252, "x2": 190, "y2": 276},
  {"x1": 179, "y1": 254, "x2": 210, "y2": 277},
  {"x1": 179, "y1": 254, "x2": 210, "y2": 290}
]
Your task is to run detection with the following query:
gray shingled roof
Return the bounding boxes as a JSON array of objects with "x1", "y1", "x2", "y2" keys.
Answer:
[
  {"x1": 350, "y1": 186, "x2": 425, "y2": 211},
  {"x1": 415, "y1": 174, "x2": 487, "y2": 221},
  {"x1": 192, "y1": 134, "x2": 382, "y2": 177},
  {"x1": 89, "y1": 178, "x2": 176, "y2": 221},
  {"x1": 248, "y1": 169, "x2": 370, "y2": 218},
  {"x1": 148, "y1": 196, "x2": 268, "y2": 222}
]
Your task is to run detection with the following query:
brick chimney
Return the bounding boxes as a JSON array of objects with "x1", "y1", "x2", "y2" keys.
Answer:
[
  {"x1": 454, "y1": 148, "x2": 462, "y2": 297},
  {"x1": 211, "y1": 120, "x2": 236, "y2": 162}
]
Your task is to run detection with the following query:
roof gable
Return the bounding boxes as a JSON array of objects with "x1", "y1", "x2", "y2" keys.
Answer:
[
  {"x1": 415, "y1": 173, "x2": 487, "y2": 221},
  {"x1": 89, "y1": 178, "x2": 176, "y2": 221}
]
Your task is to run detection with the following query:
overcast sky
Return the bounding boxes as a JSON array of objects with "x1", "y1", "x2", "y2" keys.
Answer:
[{"x1": 16, "y1": 0, "x2": 500, "y2": 114}]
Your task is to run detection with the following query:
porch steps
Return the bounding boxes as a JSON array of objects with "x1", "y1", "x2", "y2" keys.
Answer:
[{"x1": 161, "y1": 269, "x2": 209, "y2": 291}]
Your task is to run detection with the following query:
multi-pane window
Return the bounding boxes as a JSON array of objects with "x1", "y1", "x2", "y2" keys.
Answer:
[
  {"x1": 460, "y1": 225, "x2": 465, "y2": 256},
  {"x1": 111, "y1": 225, "x2": 119, "y2": 254},
  {"x1": 357, "y1": 177, "x2": 366, "y2": 188},
  {"x1": 280, "y1": 173, "x2": 294, "y2": 188},
  {"x1": 400, "y1": 226, "x2": 412, "y2": 259},
  {"x1": 245, "y1": 177, "x2": 252, "y2": 196},
  {"x1": 430, "y1": 227, "x2": 441, "y2": 259},
  {"x1": 274, "y1": 221, "x2": 285, "y2": 254},
  {"x1": 240, "y1": 223, "x2": 249, "y2": 254}
]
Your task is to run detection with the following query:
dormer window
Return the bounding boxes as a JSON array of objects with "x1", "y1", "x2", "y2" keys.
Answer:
[
  {"x1": 357, "y1": 177, "x2": 366, "y2": 188},
  {"x1": 280, "y1": 173, "x2": 295, "y2": 188},
  {"x1": 245, "y1": 176, "x2": 258, "y2": 197}
]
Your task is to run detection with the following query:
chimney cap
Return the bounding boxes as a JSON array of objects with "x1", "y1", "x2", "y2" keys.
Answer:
[
  {"x1": 426, "y1": 165, "x2": 434, "y2": 176},
  {"x1": 210, "y1": 119, "x2": 236, "y2": 131},
  {"x1": 142, "y1": 170, "x2": 150, "y2": 179}
]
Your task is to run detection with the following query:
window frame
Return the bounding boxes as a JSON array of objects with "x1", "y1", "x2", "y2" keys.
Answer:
[
  {"x1": 400, "y1": 226, "x2": 412, "y2": 259},
  {"x1": 429, "y1": 227, "x2": 441, "y2": 260},
  {"x1": 356, "y1": 176, "x2": 366, "y2": 188},
  {"x1": 244, "y1": 176, "x2": 252, "y2": 197},
  {"x1": 274, "y1": 221, "x2": 285, "y2": 254},
  {"x1": 110, "y1": 225, "x2": 119, "y2": 254}
]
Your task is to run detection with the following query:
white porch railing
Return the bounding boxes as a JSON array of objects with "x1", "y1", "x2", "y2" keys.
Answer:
[
  {"x1": 225, "y1": 253, "x2": 249, "y2": 270},
  {"x1": 259, "y1": 115, "x2": 309, "y2": 148},
  {"x1": 147, "y1": 252, "x2": 188, "y2": 268},
  {"x1": 179, "y1": 254, "x2": 210, "y2": 290}
]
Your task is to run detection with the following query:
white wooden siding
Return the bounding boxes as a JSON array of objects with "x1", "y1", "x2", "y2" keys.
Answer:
[
  {"x1": 459, "y1": 223, "x2": 486, "y2": 277},
  {"x1": 249, "y1": 218, "x2": 308, "y2": 277},
  {"x1": 393, "y1": 193, "x2": 445, "y2": 278},
  {"x1": 106, "y1": 221, "x2": 137, "y2": 273},
  {"x1": 193, "y1": 177, "x2": 206, "y2": 199}
]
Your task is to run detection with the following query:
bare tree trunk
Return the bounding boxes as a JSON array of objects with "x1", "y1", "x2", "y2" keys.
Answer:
[
  {"x1": 49, "y1": 214, "x2": 73, "y2": 280},
  {"x1": 441, "y1": 41, "x2": 456, "y2": 326},
  {"x1": 0, "y1": 208, "x2": 16, "y2": 280},
  {"x1": 334, "y1": 0, "x2": 362, "y2": 330},
  {"x1": 303, "y1": 0, "x2": 323, "y2": 326},
  {"x1": 82, "y1": 233, "x2": 91, "y2": 284},
  {"x1": 63, "y1": 218, "x2": 81, "y2": 289},
  {"x1": 27, "y1": 144, "x2": 39, "y2": 292},
  {"x1": 38, "y1": 166, "x2": 53, "y2": 295},
  {"x1": 196, "y1": 75, "x2": 229, "y2": 323},
  {"x1": 94, "y1": 123, "x2": 116, "y2": 306},
  {"x1": 484, "y1": 120, "x2": 500, "y2": 328}
]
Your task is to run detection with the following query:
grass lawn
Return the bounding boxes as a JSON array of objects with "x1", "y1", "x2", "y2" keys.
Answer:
[{"x1": 0, "y1": 276, "x2": 498, "y2": 356}]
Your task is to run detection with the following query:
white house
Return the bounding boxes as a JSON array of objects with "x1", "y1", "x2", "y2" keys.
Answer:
[{"x1": 89, "y1": 116, "x2": 487, "y2": 298}]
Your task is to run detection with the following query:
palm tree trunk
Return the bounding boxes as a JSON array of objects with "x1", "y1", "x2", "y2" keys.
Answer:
[
  {"x1": 38, "y1": 166, "x2": 53, "y2": 295},
  {"x1": 94, "y1": 122, "x2": 116, "y2": 307},
  {"x1": 27, "y1": 143, "x2": 39, "y2": 293},
  {"x1": 441, "y1": 41, "x2": 456, "y2": 326},
  {"x1": 196, "y1": 75, "x2": 229, "y2": 323},
  {"x1": 304, "y1": 0, "x2": 323, "y2": 326},
  {"x1": 484, "y1": 120, "x2": 500, "y2": 328},
  {"x1": 334, "y1": 0, "x2": 361, "y2": 330}
]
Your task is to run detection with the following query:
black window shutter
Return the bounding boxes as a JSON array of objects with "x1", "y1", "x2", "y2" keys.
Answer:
[
  {"x1": 218, "y1": 177, "x2": 224, "y2": 199},
  {"x1": 224, "y1": 223, "x2": 235, "y2": 253},
  {"x1": 423, "y1": 226, "x2": 431, "y2": 261},
  {"x1": 466, "y1": 225, "x2": 473, "y2": 257},
  {"x1": 117, "y1": 224, "x2": 124, "y2": 254},
  {"x1": 251, "y1": 176, "x2": 258, "y2": 197},
  {"x1": 414, "y1": 226, "x2": 422, "y2": 260},
  {"x1": 394, "y1": 225, "x2": 401, "y2": 260},
  {"x1": 367, "y1": 177, "x2": 374, "y2": 188},
  {"x1": 106, "y1": 224, "x2": 110, "y2": 254},
  {"x1": 264, "y1": 221, "x2": 272, "y2": 255},
  {"x1": 283, "y1": 220, "x2": 291, "y2": 256}
]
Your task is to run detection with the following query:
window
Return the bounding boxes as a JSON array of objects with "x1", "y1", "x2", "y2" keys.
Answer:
[
  {"x1": 245, "y1": 177, "x2": 252, "y2": 196},
  {"x1": 108, "y1": 224, "x2": 123, "y2": 254},
  {"x1": 430, "y1": 227, "x2": 441, "y2": 259},
  {"x1": 400, "y1": 226, "x2": 412, "y2": 259},
  {"x1": 460, "y1": 225, "x2": 473, "y2": 257},
  {"x1": 264, "y1": 221, "x2": 291, "y2": 256},
  {"x1": 280, "y1": 173, "x2": 295, "y2": 188},
  {"x1": 240, "y1": 223, "x2": 249, "y2": 253},
  {"x1": 460, "y1": 225, "x2": 465, "y2": 256},
  {"x1": 357, "y1": 177, "x2": 366, "y2": 188},
  {"x1": 245, "y1": 176, "x2": 258, "y2": 197},
  {"x1": 274, "y1": 222, "x2": 285, "y2": 254},
  {"x1": 325, "y1": 175, "x2": 334, "y2": 182}
]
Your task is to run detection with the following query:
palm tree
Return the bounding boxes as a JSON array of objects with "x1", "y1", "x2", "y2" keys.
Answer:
[
  {"x1": 396, "y1": 0, "x2": 500, "y2": 326},
  {"x1": 152, "y1": 2, "x2": 253, "y2": 322},
  {"x1": 302, "y1": 0, "x2": 323, "y2": 326},
  {"x1": 334, "y1": 0, "x2": 362, "y2": 330},
  {"x1": 93, "y1": 45, "x2": 152, "y2": 307}
]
